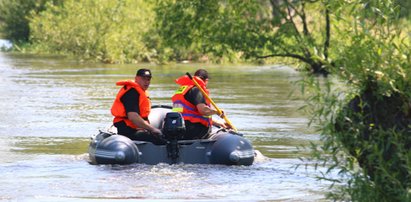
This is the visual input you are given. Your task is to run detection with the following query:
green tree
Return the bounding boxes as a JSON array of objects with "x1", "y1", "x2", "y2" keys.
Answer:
[
  {"x1": 302, "y1": 1, "x2": 411, "y2": 201},
  {"x1": 29, "y1": 0, "x2": 158, "y2": 63},
  {"x1": 0, "y1": 0, "x2": 60, "y2": 42},
  {"x1": 395, "y1": 0, "x2": 411, "y2": 18},
  {"x1": 155, "y1": 0, "x2": 333, "y2": 75}
]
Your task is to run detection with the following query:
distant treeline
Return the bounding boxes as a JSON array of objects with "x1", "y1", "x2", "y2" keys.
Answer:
[{"x1": 0, "y1": 0, "x2": 248, "y2": 63}]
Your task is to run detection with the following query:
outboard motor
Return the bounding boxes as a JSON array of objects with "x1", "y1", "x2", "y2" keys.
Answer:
[
  {"x1": 162, "y1": 112, "x2": 185, "y2": 163},
  {"x1": 88, "y1": 131, "x2": 140, "y2": 165}
]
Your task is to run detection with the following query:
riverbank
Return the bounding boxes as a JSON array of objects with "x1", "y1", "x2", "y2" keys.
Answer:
[{"x1": 1, "y1": 39, "x2": 289, "y2": 67}]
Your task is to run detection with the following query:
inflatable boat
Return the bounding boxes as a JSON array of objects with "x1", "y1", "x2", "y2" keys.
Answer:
[{"x1": 88, "y1": 105, "x2": 255, "y2": 166}]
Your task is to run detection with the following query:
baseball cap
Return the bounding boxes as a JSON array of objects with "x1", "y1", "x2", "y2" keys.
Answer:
[
  {"x1": 194, "y1": 69, "x2": 209, "y2": 81},
  {"x1": 136, "y1": 68, "x2": 152, "y2": 78}
]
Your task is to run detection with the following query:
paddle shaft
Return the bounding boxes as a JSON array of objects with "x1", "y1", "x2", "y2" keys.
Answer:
[{"x1": 186, "y1": 72, "x2": 238, "y2": 132}]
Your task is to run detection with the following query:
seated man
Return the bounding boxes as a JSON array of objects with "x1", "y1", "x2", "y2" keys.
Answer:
[
  {"x1": 111, "y1": 68, "x2": 164, "y2": 144},
  {"x1": 171, "y1": 69, "x2": 230, "y2": 140}
]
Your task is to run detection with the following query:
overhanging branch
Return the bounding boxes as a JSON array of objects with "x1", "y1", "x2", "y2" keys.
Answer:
[{"x1": 324, "y1": 2, "x2": 330, "y2": 60}]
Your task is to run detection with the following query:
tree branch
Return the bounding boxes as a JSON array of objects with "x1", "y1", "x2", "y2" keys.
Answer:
[
  {"x1": 300, "y1": 2, "x2": 310, "y2": 37},
  {"x1": 324, "y1": 1, "x2": 331, "y2": 60},
  {"x1": 283, "y1": 1, "x2": 312, "y2": 58}
]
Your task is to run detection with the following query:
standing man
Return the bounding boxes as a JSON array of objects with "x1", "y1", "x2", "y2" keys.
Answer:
[
  {"x1": 172, "y1": 69, "x2": 230, "y2": 140},
  {"x1": 111, "y1": 68, "x2": 163, "y2": 144}
]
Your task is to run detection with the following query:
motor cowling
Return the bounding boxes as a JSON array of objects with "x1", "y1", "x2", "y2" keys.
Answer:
[
  {"x1": 161, "y1": 112, "x2": 186, "y2": 163},
  {"x1": 162, "y1": 112, "x2": 185, "y2": 141}
]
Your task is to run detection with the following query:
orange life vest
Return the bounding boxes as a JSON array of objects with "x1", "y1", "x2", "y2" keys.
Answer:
[
  {"x1": 171, "y1": 75, "x2": 212, "y2": 127},
  {"x1": 111, "y1": 80, "x2": 151, "y2": 129}
]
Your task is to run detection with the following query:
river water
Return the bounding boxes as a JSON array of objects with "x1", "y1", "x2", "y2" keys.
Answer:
[{"x1": 0, "y1": 53, "x2": 329, "y2": 201}]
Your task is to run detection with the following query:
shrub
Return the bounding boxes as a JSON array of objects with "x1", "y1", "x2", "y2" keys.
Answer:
[{"x1": 29, "y1": 0, "x2": 157, "y2": 63}]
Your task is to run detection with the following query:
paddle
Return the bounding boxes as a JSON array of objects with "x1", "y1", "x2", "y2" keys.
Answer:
[{"x1": 186, "y1": 72, "x2": 238, "y2": 132}]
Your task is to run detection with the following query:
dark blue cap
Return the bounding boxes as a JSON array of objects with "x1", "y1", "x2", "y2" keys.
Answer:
[{"x1": 136, "y1": 68, "x2": 152, "y2": 78}]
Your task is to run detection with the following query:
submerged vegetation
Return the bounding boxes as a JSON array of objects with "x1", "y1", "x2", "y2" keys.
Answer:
[{"x1": 1, "y1": 0, "x2": 411, "y2": 201}]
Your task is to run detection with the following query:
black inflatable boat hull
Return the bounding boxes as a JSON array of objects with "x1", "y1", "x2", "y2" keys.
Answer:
[
  {"x1": 88, "y1": 131, "x2": 254, "y2": 165},
  {"x1": 88, "y1": 106, "x2": 255, "y2": 166}
]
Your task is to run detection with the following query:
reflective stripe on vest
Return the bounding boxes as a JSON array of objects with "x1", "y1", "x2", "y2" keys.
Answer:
[{"x1": 171, "y1": 83, "x2": 211, "y2": 127}]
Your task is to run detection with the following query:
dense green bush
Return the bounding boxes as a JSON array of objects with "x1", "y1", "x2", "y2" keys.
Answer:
[
  {"x1": 0, "y1": 0, "x2": 59, "y2": 42},
  {"x1": 154, "y1": 0, "x2": 336, "y2": 72},
  {"x1": 154, "y1": 0, "x2": 257, "y2": 63},
  {"x1": 29, "y1": 0, "x2": 159, "y2": 63},
  {"x1": 396, "y1": 0, "x2": 411, "y2": 19},
  {"x1": 302, "y1": 1, "x2": 411, "y2": 201}
]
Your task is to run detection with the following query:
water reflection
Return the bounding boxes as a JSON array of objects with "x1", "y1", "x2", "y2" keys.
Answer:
[{"x1": 9, "y1": 137, "x2": 89, "y2": 155}]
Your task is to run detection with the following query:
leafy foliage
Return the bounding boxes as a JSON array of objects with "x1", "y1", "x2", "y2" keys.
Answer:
[
  {"x1": 155, "y1": 0, "x2": 333, "y2": 73},
  {"x1": 29, "y1": 0, "x2": 158, "y2": 63},
  {"x1": 301, "y1": 1, "x2": 411, "y2": 201},
  {"x1": 0, "y1": 0, "x2": 60, "y2": 42},
  {"x1": 155, "y1": 0, "x2": 259, "y2": 63},
  {"x1": 395, "y1": 0, "x2": 411, "y2": 19}
]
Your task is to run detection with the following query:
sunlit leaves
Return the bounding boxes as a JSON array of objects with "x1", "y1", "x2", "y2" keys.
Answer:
[
  {"x1": 303, "y1": 1, "x2": 411, "y2": 201},
  {"x1": 29, "y1": 0, "x2": 156, "y2": 63},
  {"x1": 0, "y1": 0, "x2": 60, "y2": 42}
]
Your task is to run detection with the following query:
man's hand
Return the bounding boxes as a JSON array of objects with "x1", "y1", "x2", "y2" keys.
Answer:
[
  {"x1": 213, "y1": 120, "x2": 232, "y2": 129},
  {"x1": 218, "y1": 110, "x2": 226, "y2": 118},
  {"x1": 150, "y1": 127, "x2": 163, "y2": 138},
  {"x1": 223, "y1": 122, "x2": 233, "y2": 129}
]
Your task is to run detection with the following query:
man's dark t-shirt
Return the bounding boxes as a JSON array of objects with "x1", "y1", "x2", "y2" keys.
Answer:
[
  {"x1": 114, "y1": 88, "x2": 140, "y2": 137},
  {"x1": 185, "y1": 87, "x2": 205, "y2": 106},
  {"x1": 113, "y1": 87, "x2": 164, "y2": 145},
  {"x1": 183, "y1": 86, "x2": 211, "y2": 139},
  {"x1": 121, "y1": 88, "x2": 140, "y2": 114}
]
